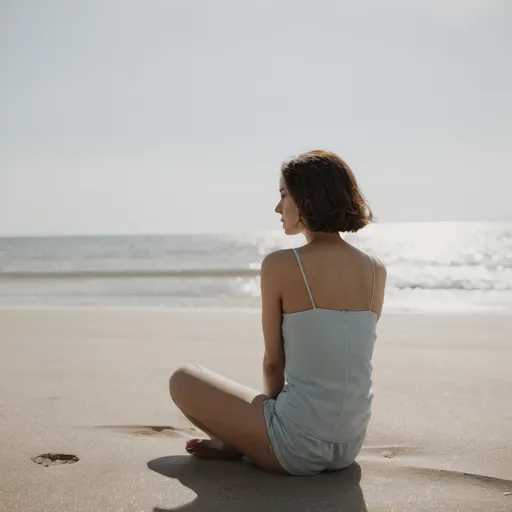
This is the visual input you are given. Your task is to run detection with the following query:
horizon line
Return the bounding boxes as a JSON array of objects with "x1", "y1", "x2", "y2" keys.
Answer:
[{"x1": 1, "y1": 220, "x2": 511, "y2": 238}]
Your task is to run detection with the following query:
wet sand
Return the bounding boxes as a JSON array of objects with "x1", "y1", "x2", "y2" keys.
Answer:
[{"x1": 0, "y1": 308, "x2": 510, "y2": 511}]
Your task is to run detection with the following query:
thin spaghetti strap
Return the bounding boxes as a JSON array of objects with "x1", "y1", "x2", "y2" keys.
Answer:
[
  {"x1": 368, "y1": 255, "x2": 376, "y2": 311},
  {"x1": 292, "y1": 248, "x2": 316, "y2": 309}
]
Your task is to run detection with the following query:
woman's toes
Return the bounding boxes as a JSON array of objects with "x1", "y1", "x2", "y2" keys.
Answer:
[
  {"x1": 185, "y1": 438, "x2": 201, "y2": 455},
  {"x1": 184, "y1": 439, "x2": 241, "y2": 460}
]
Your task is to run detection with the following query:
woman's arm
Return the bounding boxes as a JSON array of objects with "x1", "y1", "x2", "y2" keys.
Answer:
[{"x1": 260, "y1": 252, "x2": 285, "y2": 398}]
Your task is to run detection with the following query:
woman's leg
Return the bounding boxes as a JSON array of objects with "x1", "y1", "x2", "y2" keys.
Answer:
[
  {"x1": 168, "y1": 363, "x2": 286, "y2": 474},
  {"x1": 170, "y1": 368, "x2": 249, "y2": 460}
]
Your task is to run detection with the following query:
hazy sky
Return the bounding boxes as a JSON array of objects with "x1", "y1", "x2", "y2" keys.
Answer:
[{"x1": 1, "y1": 0, "x2": 511, "y2": 235}]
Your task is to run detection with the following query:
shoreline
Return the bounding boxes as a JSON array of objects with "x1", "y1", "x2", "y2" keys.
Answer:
[{"x1": 0, "y1": 303, "x2": 510, "y2": 314}]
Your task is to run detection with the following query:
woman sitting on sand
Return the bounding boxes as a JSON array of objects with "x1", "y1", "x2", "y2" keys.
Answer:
[{"x1": 169, "y1": 150, "x2": 387, "y2": 475}]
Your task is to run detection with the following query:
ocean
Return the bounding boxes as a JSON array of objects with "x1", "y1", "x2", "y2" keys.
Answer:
[{"x1": 0, "y1": 222, "x2": 511, "y2": 313}]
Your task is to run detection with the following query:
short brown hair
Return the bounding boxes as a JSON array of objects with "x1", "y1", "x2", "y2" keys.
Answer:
[{"x1": 280, "y1": 150, "x2": 373, "y2": 233}]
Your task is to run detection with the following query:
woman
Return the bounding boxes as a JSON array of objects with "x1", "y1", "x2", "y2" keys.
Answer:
[{"x1": 169, "y1": 150, "x2": 387, "y2": 475}]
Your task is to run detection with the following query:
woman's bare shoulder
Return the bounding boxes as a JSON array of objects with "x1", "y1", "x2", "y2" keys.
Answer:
[
  {"x1": 367, "y1": 254, "x2": 387, "y2": 289},
  {"x1": 261, "y1": 248, "x2": 296, "y2": 271},
  {"x1": 369, "y1": 254, "x2": 386, "y2": 268},
  {"x1": 370, "y1": 254, "x2": 387, "y2": 270},
  {"x1": 347, "y1": 243, "x2": 387, "y2": 270},
  {"x1": 348, "y1": 244, "x2": 387, "y2": 284}
]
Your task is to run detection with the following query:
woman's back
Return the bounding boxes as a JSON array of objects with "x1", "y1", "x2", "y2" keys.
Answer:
[
  {"x1": 274, "y1": 241, "x2": 385, "y2": 443},
  {"x1": 280, "y1": 241, "x2": 385, "y2": 317}
]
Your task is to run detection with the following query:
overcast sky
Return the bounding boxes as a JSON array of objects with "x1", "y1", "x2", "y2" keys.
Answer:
[{"x1": 1, "y1": 0, "x2": 511, "y2": 235}]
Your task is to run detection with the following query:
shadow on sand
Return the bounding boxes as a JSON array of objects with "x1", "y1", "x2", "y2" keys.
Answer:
[{"x1": 148, "y1": 455, "x2": 367, "y2": 512}]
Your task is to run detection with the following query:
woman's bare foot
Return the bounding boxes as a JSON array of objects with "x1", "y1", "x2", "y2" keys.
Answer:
[{"x1": 185, "y1": 438, "x2": 242, "y2": 460}]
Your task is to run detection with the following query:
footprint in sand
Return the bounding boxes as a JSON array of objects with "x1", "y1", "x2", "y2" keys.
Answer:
[
  {"x1": 362, "y1": 447, "x2": 512, "y2": 488},
  {"x1": 31, "y1": 453, "x2": 79, "y2": 467},
  {"x1": 404, "y1": 467, "x2": 512, "y2": 492},
  {"x1": 361, "y1": 448, "x2": 512, "y2": 493},
  {"x1": 96, "y1": 425, "x2": 198, "y2": 438}
]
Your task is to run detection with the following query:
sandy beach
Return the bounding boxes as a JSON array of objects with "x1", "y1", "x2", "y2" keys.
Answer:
[{"x1": 0, "y1": 308, "x2": 511, "y2": 511}]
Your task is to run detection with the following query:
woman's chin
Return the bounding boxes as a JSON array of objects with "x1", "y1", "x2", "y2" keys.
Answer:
[{"x1": 283, "y1": 225, "x2": 301, "y2": 236}]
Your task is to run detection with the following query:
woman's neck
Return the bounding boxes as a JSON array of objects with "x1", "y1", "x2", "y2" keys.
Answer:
[{"x1": 303, "y1": 230, "x2": 343, "y2": 245}]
